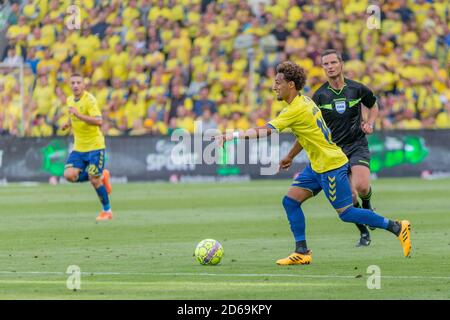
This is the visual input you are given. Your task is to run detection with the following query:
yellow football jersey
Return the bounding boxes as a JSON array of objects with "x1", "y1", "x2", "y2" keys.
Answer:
[
  {"x1": 269, "y1": 95, "x2": 348, "y2": 173},
  {"x1": 67, "y1": 91, "x2": 105, "y2": 152}
]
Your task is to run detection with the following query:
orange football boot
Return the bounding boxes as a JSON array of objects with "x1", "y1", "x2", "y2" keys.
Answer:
[
  {"x1": 276, "y1": 250, "x2": 312, "y2": 265},
  {"x1": 398, "y1": 220, "x2": 412, "y2": 257},
  {"x1": 96, "y1": 211, "x2": 113, "y2": 221}
]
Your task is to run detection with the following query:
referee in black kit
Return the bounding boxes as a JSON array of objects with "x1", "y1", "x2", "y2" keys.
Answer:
[{"x1": 312, "y1": 49, "x2": 379, "y2": 247}]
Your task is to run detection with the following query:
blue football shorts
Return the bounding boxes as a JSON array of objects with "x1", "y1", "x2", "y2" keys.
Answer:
[
  {"x1": 65, "y1": 149, "x2": 105, "y2": 177},
  {"x1": 292, "y1": 163, "x2": 353, "y2": 209}
]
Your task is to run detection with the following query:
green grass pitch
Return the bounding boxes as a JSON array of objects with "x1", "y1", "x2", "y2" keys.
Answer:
[{"x1": 0, "y1": 178, "x2": 449, "y2": 299}]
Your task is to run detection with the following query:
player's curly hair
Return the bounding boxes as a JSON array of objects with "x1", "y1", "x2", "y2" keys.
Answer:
[{"x1": 276, "y1": 61, "x2": 307, "y2": 91}]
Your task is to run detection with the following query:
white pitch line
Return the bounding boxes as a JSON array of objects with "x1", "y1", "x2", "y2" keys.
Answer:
[{"x1": 0, "y1": 271, "x2": 449, "y2": 280}]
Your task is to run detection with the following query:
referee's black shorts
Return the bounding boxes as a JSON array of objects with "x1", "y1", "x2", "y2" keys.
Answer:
[{"x1": 340, "y1": 140, "x2": 371, "y2": 169}]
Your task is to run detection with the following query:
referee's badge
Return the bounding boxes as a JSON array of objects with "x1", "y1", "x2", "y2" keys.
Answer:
[{"x1": 335, "y1": 101, "x2": 346, "y2": 114}]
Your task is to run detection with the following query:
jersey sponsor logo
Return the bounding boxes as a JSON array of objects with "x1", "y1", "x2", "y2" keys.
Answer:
[{"x1": 335, "y1": 100, "x2": 346, "y2": 114}]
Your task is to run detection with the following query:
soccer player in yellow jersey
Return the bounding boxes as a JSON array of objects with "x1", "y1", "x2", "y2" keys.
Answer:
[
  {"x1": 62, "y1": 74, "x2": 113, "y2": 221},
  {"x1": 216, "y1": 62, "x2": 411, "y2": 264}
]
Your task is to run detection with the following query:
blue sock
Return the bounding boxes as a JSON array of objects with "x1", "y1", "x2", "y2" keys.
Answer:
[
  {"x1": 77, "y1": 171, "x2": 89, "y2": 182},
  {"x1": 282, "y1": 196, "x2": 306, "y2": 242},
  {"x1": 95, "y1": 185, "x2": 111, "y2": 211},
  {"x1": 339, "y1": 206, "x2": 389, "y2": 230}
]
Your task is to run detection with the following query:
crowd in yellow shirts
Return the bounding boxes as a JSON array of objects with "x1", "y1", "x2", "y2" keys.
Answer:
[{"x1": 1, "y1": 0, "x2": 449, "y2": 137}]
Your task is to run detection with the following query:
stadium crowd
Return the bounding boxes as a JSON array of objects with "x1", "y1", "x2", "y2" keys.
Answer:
[{"x1": 0, "y1": 0, "x2": 450, "y2": 137}]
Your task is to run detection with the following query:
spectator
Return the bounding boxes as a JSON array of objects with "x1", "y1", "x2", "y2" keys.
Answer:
[
  {"x1": 395, "y1": 0, "x2": 414, "y2": 23},
  {"x1": 6, "y1": 15, "x2": 29, "y2": 44},
  {"x1": 271, "y1": 19, "x2": 290, "y2": 52},
  {"x1": 186, "y1": 72, "x2": 207, "y2": 98},
  {"x1": 31, "y1": 75, "x2": 55, "y2": 118},
  {"x1": 3, "y1": 47, "x2": 22, "y2": 66},
  {"x1": 101, "y1": 118, "x2": 123, "y2": 137},
  {"x1": 30, "y1": 115, "x2": 53, "y2": 137},
  {"x1": 144, "y1": 108, "x2": 168, "y2": 135},
  {"x1": 175, "y1": 106, "x2": 195, "y2": 134},
  {"x1": 52, "y1": 32, "x2": 73, "y2": 64},
  {"x1": 397, "y1": 109, "x2": 422, "y2": 130},
  {"x1": 124, "y1": 93, "x2": 145, "y2": 133},
  {"x1": 168, "y1": 85, "x2": 192, "y2": 122},
  {"x1": 7, "y1": 3, "x2": 20, "y2": 26},
  {"x1": 147, "y1": 93, "x2": 168, "y2": 123},
  {"x1": 192, "y1": 86, "x2": 217, "y2": 117},
  {"x1": 195, "y1": 107, "x2": 218, "y2": 133},
  {"x1": 129, "y1": 118, "x2": 148, "y2": 136},
  {"x1": 91, "y1": 11, "x2": 109, "y2": 39},
  {"x1": 435, "y1": 101, "x2": 450, "y2": 129}
]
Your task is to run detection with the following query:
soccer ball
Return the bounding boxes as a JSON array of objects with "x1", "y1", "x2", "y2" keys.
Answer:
[{"x1": 194, "y1": 239, "x2": 224, "y2": 265}]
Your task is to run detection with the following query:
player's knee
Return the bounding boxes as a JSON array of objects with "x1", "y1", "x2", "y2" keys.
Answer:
[
  {"x1": 355, "y1": 183, "x2": 370, "y2": 197},
  {"x1": 64, "y1": 170, "x2": 77, "y2": 183}
]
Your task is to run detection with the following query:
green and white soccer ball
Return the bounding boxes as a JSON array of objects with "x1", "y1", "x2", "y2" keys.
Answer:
[{"x1": 194, "y1": 239, "x2": 224, "y2": 265}]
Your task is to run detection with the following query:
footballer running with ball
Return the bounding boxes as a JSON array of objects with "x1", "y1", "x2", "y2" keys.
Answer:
[{"x1": 215, "y1": 61, "x2": 411, "y2": 265}]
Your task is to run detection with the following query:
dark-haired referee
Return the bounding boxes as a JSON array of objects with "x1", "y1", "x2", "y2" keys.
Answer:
[{"x1": 312, "y1": 49, "x2": 379, "y2": 247}]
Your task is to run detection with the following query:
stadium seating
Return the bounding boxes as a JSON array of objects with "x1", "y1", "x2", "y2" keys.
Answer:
[{"x1": 1, "y1": 0, "x2": 449, "y2": 137}]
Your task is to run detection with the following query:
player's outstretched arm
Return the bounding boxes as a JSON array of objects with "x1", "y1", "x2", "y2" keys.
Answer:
[
  {"x1": 215, "y1": 125, "x2": 273, "y2": 147},
  {"x1": 279, "y1": 141, "x2": 303, "y2": 171},
  {"x1": 69, "y1": 107, "x2": 103, "y2": 126}
]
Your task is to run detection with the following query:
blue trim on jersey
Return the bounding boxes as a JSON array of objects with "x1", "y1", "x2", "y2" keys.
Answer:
[
  {"x1": 292, "y1": 163, "x2": 353, "y2": 209},
  {"x1": 267, "y1": 123, "x2": 277, "y2": 131}
]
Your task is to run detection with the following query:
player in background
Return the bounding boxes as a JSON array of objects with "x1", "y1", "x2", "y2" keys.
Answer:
[
  {"x1": 312, "y1": 49, "x2": 378, "y2": 247},
  {"x1": 215, "y1": 61, "x2": 411, "y2": 265},
  {"x1": 61, "y1": 73, "x2": 113, "y2": 221}
]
